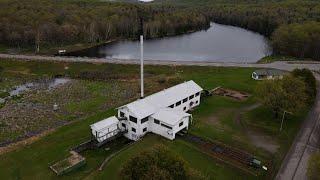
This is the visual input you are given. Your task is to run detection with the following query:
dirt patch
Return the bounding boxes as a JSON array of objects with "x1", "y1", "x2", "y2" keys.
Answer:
[
  {"x1": 211, "y1": 87, "x2": 250, "y2": 101},
  {"x1": 247, "y1": 130, "x2": 279, "y2": 153},
  {"x1": 206, "y1": 115, "x2": 220, "y2": 126},
  {"x1": 234, "y1": 104, "x2": 261, "y2": 129},
  {"x1": 233, "y1": 103, "x2": 280, "y2": 154},
  {"x1": 204, "y1": 109, "x2": 234, "y2": 131}
]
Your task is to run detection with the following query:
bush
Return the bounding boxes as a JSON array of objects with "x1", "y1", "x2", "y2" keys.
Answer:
[
  {"x1": 120, "y1": 144, "x2": 204, "y2": 180},
  {"x1": 157, "y1": 75, "x2": 167, "y2": 84},
  {"x1": 291, "y1": 69, "x2": 317, "y2": 104},
  {"x1": 308, "y1": 152, "x2": 320, "y2": 180},
  {"x1": 0, "y1": 66, "x2": 3, "y2": 82}
]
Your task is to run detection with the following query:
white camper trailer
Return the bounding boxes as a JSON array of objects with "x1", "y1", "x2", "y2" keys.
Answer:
[{"x1": 90, "y1": 116, "x2": 120, "y2": 143}]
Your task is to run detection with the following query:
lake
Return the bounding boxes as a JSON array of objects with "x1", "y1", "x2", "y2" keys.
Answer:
[{"x1": 64, "y1": 23, "x2": 272, "y2": 63}]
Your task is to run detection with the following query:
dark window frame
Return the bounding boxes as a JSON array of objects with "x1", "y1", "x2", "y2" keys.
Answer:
[
  {"x1": 131, "y1": 127, "x2": 136, "y2": 133},
  {"x1": 122, "y1": 123, "x2": 126, "y2": 128},
  {"x1": 183, "y1": 107, "x2": 186, "y2": 111},
  {"x1": 179, "y1": 121, "x2": 184, "y2": 127},
  {"x1": 176, "y1": 101, "x2": 181, "y2": 106},
  {"x1": 154, "y1": 119, "x2": 160, "y2": 124},
  {"x1": 195, "y1": 92, "x2": 200, "y2": 96},
  {"x1": 189, "y1": 95, "x2": 194, "y2": 100},
  {"x1": 129, "y1": 116, "x2": 137, "y2": 123},
  {"x1": 169, "y1": 104, "x2": 174, "y2": 108},
  {"x1": 141, "y1": 117, "x2": 148, "y2": 124},
  {"x1": 119, "y1": 111, "x2": 125, "y2": 117},
  {"x1": 161, "y1": 123, "x2": 172, "y2": 130},
  {"x1": 143, "y1": 127, "x2": 147, "y2": 132},
  {"x1": 183, "y1": 98, "x2": 188, "y2": 103}
]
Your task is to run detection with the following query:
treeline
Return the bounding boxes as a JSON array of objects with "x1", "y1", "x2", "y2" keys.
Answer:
[
  {"x1": 0, "y1": 0, "x2": 320, "y2": 60},
  {"x1": 202, "y1": 1, "x2": 320, "y2": 60},
  {"x1": 271, "y1": 22, "x2": 320, "y2": 60},
  {"x1": 0, "y1": 0, "x2": 209, "y2": 51},
  {"x1": 207, "y1": 1, "x2": 320, "y2": 36}
]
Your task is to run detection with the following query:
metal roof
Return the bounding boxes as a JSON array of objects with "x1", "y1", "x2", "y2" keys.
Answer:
[
  {"x1": 90, "y1": 116, "x2": 119, "y2": 132},
  {"x1": 151, "y1": 108, "x2": 191, "y2": 126},
  {"x1": 118, "y1": 80, "x2": 203, "y2": 119}
]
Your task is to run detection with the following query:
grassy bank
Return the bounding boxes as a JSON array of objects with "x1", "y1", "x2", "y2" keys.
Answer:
[
  {"x1": 257, "y1": 55, "x2": 316, "y2": 64},
  {"x1": 0, "y1": 59, "x2": 309, "y2": 179}
]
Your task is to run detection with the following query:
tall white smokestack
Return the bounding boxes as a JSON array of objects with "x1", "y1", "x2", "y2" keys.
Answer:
[{"x1": 140, "y1": 35, "x2": 144, "y2": 98}]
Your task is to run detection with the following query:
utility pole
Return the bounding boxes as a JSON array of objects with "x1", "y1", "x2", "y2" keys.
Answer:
[
  {"x1": 280, "y1": 110, "x2": 292, "y2": 131},
  {"x1": 140, "y1": 34, "x2": 144, "y2": 98},
  {"x1": 139, "y1": 13, "x2": 144, "y2": 99}
]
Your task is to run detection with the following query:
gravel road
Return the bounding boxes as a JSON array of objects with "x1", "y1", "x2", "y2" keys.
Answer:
[{"x1": 1, "y1": 53, "x2": 320, "y2": 72}]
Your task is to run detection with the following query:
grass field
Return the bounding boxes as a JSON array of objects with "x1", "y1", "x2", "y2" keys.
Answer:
[{"x1": 0, "y1": 59, "x2": 309, "y2": 179}]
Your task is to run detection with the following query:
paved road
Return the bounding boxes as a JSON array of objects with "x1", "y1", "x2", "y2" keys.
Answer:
[
  {"x1": 1, "y1": 53, "x2": 320, "y2": 179},
  {"x1": 1, "y1": 53, "x2": 320, "y2": 71},
  {"x1": 276, "y1": 74, "x2": 320, "y2": 180}
]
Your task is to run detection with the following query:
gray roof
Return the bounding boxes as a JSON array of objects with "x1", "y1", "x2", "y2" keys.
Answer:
[{"x1": 254, "y1": 69, "x2": 285, "y2": 76}]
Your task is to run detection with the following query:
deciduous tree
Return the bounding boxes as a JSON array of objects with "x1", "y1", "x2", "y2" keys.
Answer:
[{"x1": 256, "y1": 75, "x2": 307, "y2": 118}]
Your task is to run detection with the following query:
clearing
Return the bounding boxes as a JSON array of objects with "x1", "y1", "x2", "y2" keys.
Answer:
[{"x1": 0, "y1": 59, "x2": 310, "y2": 179}]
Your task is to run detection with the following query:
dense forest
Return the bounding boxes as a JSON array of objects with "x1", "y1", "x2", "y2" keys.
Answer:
[
  {"x1": 0, "y1": 0, "x2": 210, "y2": 51},
  {"x1": 0, "y1": 0, "x2": 319, "y2": 60}
]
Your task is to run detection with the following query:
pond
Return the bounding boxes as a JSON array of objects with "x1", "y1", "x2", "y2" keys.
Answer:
[
  {"x1": 64, "y1": 23, "x2": 272, "y2": 63},
  {"x1": 0, "y1": 78, "x2": 71, "y2": 104}
]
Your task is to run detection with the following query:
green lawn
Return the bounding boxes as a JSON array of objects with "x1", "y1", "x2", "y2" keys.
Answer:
[{"x1": 0, "y1": 59, "x2": 309, "y2": 179}]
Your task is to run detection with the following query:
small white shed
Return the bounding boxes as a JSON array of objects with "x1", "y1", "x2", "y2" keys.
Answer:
[{"x1": 90, "y1": 116, "x2": 120, "y2": 143}]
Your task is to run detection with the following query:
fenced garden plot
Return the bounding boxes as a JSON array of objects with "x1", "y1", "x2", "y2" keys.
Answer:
[
  {"x1": 211, "y1": 87, "x2": 250, "y2": 101},
  {"x1": 50, "y1": 151, "x2": 85, "y2": 176}
]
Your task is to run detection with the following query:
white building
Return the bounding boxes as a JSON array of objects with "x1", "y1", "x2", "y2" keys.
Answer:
[
  {"x1": 90, "y1": 80, "x2": 203, "y2": 141},
  {"x1": 252, "y1": 69, "x2": 285, "y2": 80},
  {"x1": 90, "y1": 116, "x2": 120, "y2": 143}
]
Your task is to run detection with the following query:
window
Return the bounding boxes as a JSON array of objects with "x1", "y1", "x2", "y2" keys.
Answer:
[
  {"x1": 119, "y1": 111, "x2": 125, "y2": 117},
  {"x1": 196, "y1": 92, "x2": 200, "y2": 96},
  {"x1": 122, "y1": 123, "x2": 126, "y2": 128},
  {"x1": 169, "y1": 104, "x2": 174, "y2": 108},
  {"x1": 196, "y1": 100, "x2": 199, "y2": 104},
  {"x1": 154, "y1": 119, "x2": 160, "y2": 124},
  {"x1": 141, "y1": 117, "x2": 148, "y2": 124},
  {"x1": 183, "y1": 107, "x2": 186, "y2": 111},
  {"x1": 143, "y1": 127, "x2": 147, "y2": 132},
  {"x1": 179, "y1": 121, "x2": 184, "y2": 127},
  {"x1": 131, "y1": 127, "x2": 136, "y2": 133},
  {"x1": 183, "y1": 98, "x2": 188, "y2": 103},
  {"x1": 189, "y1": 101, "x2": 194, "y2": 107},
  {"x1": 189, "y1": 95, "x2": 194, "y2": 100},
  {"x1": 129, "y1": 116, "x2": 137, "y2": 123},
  {"x1": 161, "y1": 123, "x2": 172, "y2": 130},
  {"x1": 176, "y1": 101, "x2": 181, "y2": 106}
]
